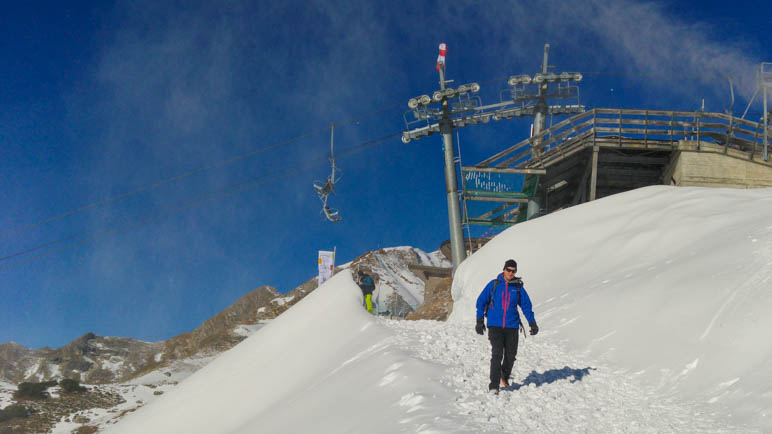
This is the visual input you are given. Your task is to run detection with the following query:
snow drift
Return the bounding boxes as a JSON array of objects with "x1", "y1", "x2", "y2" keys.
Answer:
[
  {"x1": 105, "y1": 271, "x2": 461, "y2": 433},
  {"x1": 450, "y1": 185, "x2": 772, "y2": 429}
]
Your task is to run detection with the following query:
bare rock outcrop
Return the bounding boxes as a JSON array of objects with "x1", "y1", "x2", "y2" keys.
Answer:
[
  {"x1": 405, "y1": 277, "x2": 453, "y2": 321},
  {"x1": 160, "y1": 281, "x2": 317, "y2": 361},
  {"x1": 0, "y1": 283, "x2": 319, "y2": 385},
  {"x1": 162, "y1": 286, "x2": 281, "y2": 360},
  {"x1": 0, "y1": 342, "x2": 36, "y2": 384},
  {"x1": 0, "y1": 335, "x2": 162, "y2": 385}
]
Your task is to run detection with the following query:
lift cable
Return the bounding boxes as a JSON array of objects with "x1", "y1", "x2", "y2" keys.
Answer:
[
  {"x1": 0, "y1": 101, "x2": 404, "y2": 240},
  {"x1": 2, "y1": 69, "x2": 753, "y2": 239},
  {"x1": 0, "y1": 131, "x2": 401, "y2": 271}
]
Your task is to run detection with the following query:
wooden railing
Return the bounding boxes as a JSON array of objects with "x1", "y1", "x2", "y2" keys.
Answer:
[{"x1": 475, "y1": 108, "x2": 770, "y2": 168}]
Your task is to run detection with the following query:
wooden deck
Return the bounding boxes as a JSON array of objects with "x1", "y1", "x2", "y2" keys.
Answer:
[{"x1": 464, "y1": 108, "x2": 772, "y2": 219}]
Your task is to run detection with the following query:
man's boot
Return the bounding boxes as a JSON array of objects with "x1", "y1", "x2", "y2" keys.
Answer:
[{"x1": 501, "y1": 370, "x2": 509, "y2": 388}]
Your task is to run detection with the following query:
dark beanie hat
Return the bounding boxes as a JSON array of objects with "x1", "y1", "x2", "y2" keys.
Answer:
[{"x1": 504, "y1": 259, "x2": 517, "y2": 269}]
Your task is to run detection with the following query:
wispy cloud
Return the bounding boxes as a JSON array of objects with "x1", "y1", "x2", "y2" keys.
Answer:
[
  {"x1": 579, "y1": 0, "x2": 760, "y2": 100},
  {"x1": 437, "y1": 0, "x2": 762, "y2": 106}
]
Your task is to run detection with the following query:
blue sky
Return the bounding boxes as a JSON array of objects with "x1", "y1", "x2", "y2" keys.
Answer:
[{"x1": 1, "y1": 0, "x2": 769, "y2": 349}]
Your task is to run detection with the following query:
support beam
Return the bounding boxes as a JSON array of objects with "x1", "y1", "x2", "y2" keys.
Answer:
[
  {"x1": 597, "y1": 153, "x2": 670, "y2": 166},
  {"x1": 438, "y1": 67, "x2": 466, "y2": 272},
  {"x1": 475, "y1": 202, "x2": 518, "y2": 219},
  {"x1": 572, "y1": 157, "x2": 593, "y2": 206},
  {"x1": 601, "y1": 167, "x2": 663, "y2": 179},
  {"x1": 467, "y1": 218, "x2": 518, "y2": 227},
  {"x1": 601, "y1": 178, "x2": 662, "y2": 188},
  {"x1": 764, "y1": 69, "x2": 769, "y2": 161},
  {"x1": 589, "y1": 145, "x2": 599, "y2": 201},
  {"x1": 461, "y1": 166, "x2": 546, "y2": 175},
  {"x1": 463, "y1": 195, "x2": 530, "y2": 203}
]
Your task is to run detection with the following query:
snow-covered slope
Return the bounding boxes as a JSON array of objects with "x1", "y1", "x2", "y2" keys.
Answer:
[
  {"x1": 49, "y1": 354, "x2": 218, "y2": 434},
  {"x1": 450, "y1": 185, "x2": 772, "y2": 430},
  {"x1": 104, "y1": 186, "x2": 772, "y2": 433},
  {"x1": 105, "y1": 271, "x2": 463, "y2": 433}
]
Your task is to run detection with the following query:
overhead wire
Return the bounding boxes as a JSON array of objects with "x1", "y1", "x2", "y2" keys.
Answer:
[
  {"x1": 579, "y1": 71, "x2": 709, "y2": 80},
  {"x1": 4, "y1": 68, "x2": 758, "y2": 267},
  {"x1": 0, "y1": 101, "x2": 405, "y2": 240},
  {"x1": 0, "y1": 131, "x2": 402, "y2": 271},
  {"x1": 0, "y1": 131, "x2": 320, "y2": 239}
]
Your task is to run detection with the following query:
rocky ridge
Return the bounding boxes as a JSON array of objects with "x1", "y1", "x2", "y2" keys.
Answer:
[
  {"x1": 0, "y1": 247, "x2": 448, "y2": 386},
  {"x1": 406, "y1": 277, "x2": 453, "y2": 321},
  {"x1": 0, "y1": 246, "x2": 453, "y2": 433},
  {"x1": 0, "y1": 335, "x2": 163, "y2": 386},
  {"x1": 0, "y1": 384, "x2": 124, "y2": 434},
  {"x1": 0, "y1": 283, "x2": 315, "y2": 386}
]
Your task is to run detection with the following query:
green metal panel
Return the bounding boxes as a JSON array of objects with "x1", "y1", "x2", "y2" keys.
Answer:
[
  {"x1": 515, "y1": 174, "x2": 540, "y2": 223},
  {"x1": 463, "y1": 190, "x2": 529, "y2": 200},
  {"x1": 521, "y1": 174, "x2": 540, "y2": 196}
]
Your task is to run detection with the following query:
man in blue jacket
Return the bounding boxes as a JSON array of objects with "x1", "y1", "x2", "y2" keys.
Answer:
[{"x1": 475, "y1": 259, "x2": 538, "y2": 394}]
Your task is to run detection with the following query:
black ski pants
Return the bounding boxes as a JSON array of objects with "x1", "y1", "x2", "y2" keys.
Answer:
[{"x1": 487, "y1": 326, "x2": 519, "y2": 390}]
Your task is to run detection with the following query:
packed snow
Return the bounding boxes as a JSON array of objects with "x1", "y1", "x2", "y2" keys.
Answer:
[
  {"x1": 0, "y1": 378, "x2": 15, "y2": 409},
  {"x1": 232, "y1": 322, "x2": 268, "y2": 337},
  {"x1": 49, "y1": 354, "x2": 218, "y2": 433},
  {"x1": 385, "y1": 320, "x2": 733, "y2": 432},
  {"x1": 103, "y1": 186, "x2": 770, "y2": 433},
  {"x1": 24, "y1": 361, "x2": 41, "y2": 381},
  {"x1": 450, "y1": 185, "x2": 772, "y2": 430},
  {"x1": 100, "y1": 358, "x2": 125, "y2": 375},
  {"x1": 270, "y1": 295, "x2": 295, "y2": 306}
]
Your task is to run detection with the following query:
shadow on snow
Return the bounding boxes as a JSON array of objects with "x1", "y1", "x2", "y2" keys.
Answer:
[{"x1": 509, "y1": 366, "x2": 596, "y2": 390}]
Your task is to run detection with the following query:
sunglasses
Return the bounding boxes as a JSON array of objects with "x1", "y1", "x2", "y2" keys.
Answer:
[{"x1": 504, "y1": 268, "x2": 516, "y2": 273}]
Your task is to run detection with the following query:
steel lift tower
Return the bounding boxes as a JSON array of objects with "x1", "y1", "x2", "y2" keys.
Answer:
[{"x1": 402, "y1": 44, "x2": 584, "y2": 271}]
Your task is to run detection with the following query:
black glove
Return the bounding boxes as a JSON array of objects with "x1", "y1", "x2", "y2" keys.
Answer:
[
  {"x1": 529, "y1": 321, "x2": 539, "y2": 336},
  {"x1": 475, "y1": 318, "x2": 486, "y2": 335}
]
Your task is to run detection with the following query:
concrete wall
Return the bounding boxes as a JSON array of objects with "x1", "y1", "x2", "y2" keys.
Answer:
[{"x1": 665, "y1": 145, "x2": 772, "y2": 188}]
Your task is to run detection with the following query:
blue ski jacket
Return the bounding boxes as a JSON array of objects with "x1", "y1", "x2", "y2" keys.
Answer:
[{"x1": 476, "y1": 273, "x2": 536, "y2": 329}]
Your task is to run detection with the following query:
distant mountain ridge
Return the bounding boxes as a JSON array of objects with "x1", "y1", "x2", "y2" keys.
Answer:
[
  {"x1": 0, "y1": 246, "x2": 446, "y2": 385},
  {"x1": 0, "y1": 285, "x2": 304, "y2": 385}
]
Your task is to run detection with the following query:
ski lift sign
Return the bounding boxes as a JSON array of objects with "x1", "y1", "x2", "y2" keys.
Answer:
[{"x1": 317, "y1": 250, "x2": 335, "y2": 285}]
